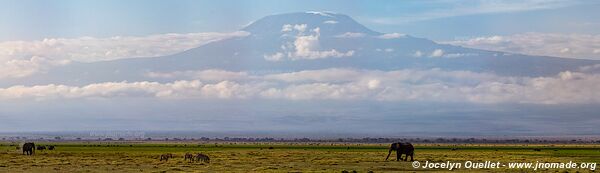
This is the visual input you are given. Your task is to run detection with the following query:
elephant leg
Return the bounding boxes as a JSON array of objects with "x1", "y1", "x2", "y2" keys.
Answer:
[
  {"x1": 396, "y1": 150, "x2": 401, "y2": 161},
  {"x1": 410, "y1": 153, "x2": 414, "y2": 161},
  {"x1": 385, "y1": 150, "x2": 392, "y2": 161}
]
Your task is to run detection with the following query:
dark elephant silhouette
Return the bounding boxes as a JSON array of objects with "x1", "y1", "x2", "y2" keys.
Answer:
[
  {"x1": 385, "y1": 142, "x2": 414, "y2": 161},
  {"x1": 22, "y1": 143, "x2": 35, "y2": 155},
  {"x1": 37, "y1": 145, "x2": 46, "y2": 151}
]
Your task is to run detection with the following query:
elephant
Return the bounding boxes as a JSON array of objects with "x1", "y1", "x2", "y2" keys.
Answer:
[
  {"x1": 48, "y1": 145, "x2": 55, "y2": 150},
  {"x1": 385, "y1": 142, "x2": 414, "y2": 161},
  {"x1": 22, "y1": 143, "x2": 35, "y2": 155}
]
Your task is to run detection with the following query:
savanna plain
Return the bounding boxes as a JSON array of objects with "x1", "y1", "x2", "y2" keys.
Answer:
[{"x1": 1, "y1": 142, "x2": 599, "y2": 172}]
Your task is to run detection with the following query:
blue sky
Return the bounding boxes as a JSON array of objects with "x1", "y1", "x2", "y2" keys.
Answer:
[{"x1": 2, "y1": 0, "x2": 599, "y2": 41}]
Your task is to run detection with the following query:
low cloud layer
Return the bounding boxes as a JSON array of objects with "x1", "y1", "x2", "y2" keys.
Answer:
[
  {"x1": 4, "y1": 68, "x2": 600, "y2": 104},
  {"x1": 443, "y1": 33, "x2": 600, "y2": 60},
  {"x1": 0, "y1": 31, "x2": 249, "y2": 79},
  {"x1": 0, "y1": 56, "x2": 71, "y2": 79}
]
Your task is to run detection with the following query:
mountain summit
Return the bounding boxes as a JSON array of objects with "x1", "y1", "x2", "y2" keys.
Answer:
[
  {"x1": 243, "y1": 11, "x2": 380, "y2": 37},
  {"x1": 9, "y1": 12, "x2": 598, "y2": 86}
]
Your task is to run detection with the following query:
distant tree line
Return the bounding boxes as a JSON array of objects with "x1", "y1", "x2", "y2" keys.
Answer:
[{"x1": 2, "y1": 136, "x2": 600, "y2": 144}]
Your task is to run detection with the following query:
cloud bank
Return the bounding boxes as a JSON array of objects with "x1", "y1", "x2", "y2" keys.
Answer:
[
  {"x1": 0, "y1": 31, "x2": 249, "y2": 79},
  {"x1": 4, "y1": 68, "x2": 600, "y2": 104},
  {"x1": 443, "y1": 32, "x2": 600, "y2": 60}
]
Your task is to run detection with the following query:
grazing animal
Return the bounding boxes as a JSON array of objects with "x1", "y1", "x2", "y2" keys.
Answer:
[
  {"x1": 37, "y1": 146, "x2": 46, "y2": 151},
  {"x1": 195, "y1": 153, "x2": 210, "y2": 163},
  {"x1": 22, "y1": 143, "x2": 35, "y2": 155},
  {"x1": 184, "y1": 153, "x2": 194, "y2": 162},
  {"x1": 385, "y1": 142, "x2": 414, "y2": 161},
  {"x1": 160, "y1": 153, "x2": 173, "y2": 161},
  {"x1": 48, "y1": 145, "x2": 55, "y2": 150}
]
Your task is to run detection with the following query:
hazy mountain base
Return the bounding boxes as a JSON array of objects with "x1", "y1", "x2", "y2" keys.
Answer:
[
  {"x1": 2, "y1": 99, "x2": 599, "y2": 136},
  {"x1": 1, "y1": 142, "x2": 599, "y2": 172}
]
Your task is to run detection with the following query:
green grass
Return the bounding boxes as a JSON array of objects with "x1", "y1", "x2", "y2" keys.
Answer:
[{"x1": 1, "y1": 142, "x2": 599, "y2": 172}]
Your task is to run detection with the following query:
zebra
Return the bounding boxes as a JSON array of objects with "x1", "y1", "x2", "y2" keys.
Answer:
[
  {"x1": 184, "y1": 153, "x2": 194, "y2": 162},
  {"x1": 195, "y1": 153, "x2": 210, "y2": 163},
  {"x1": 159, "y1": 153, "x2": 174, "y2": 161}
]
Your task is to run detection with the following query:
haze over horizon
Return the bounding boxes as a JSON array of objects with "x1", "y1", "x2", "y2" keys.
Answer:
[{"x1": 1, "y1": 0, "x2": 599, "y2": 137}]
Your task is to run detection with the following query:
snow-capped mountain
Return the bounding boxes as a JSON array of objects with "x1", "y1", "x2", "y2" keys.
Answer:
[{"x1": 5, "y1": 11, "x2": 598, "y2": 86}]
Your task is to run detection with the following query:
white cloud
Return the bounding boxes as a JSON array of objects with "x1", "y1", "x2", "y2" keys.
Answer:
[
  {"x1": 0, "y1": 56, "x2": 70, "y2": 79},
  {"x1": 293, "y1": 24, "x2": 308, "y2": 33},
  {"x1": 5, "y1": 68, "x2": 600, "y2": 104},
  {"x1": 323, "y1": 20, "x2": 339, "y2": 24},
  {"x1": 335, "y1": 32, "x2": 366, "y2": 38},
  {"x1": 281, "y1": 24, "x2": 293, "y2": 32},
  {"x1": 443, "y1": 32, "x2": 600, "y2": 60},
  {"x1": 0, "y1": 31, "x2": 250, "y2": 79},
  {"x1": 430, "y1": 49, "x2": 444, "y2": 57},
  {"x1": 269, "y1": 24, "x2": 355, "y2": 61},
  {"x1": 282, "y1": 24, "x2": 308, "y2": 33},
  {"x1": 0, "y1": 80, "x2": 262, "y2": 100},
  {"x1": 367, "y1": 79, "x2": 381, "y2": 89},
  {"x1": 262, "y1": 68, "x2": 363, "y2": 82},
  {"x1": 292, "y1": 28, "x2": 354, "y2": 59},
  {"x1": 0, "y1": 31, "x2": 249, "y2": 63},
  {"x1": 146, "y1": 69, "x2": 250, "y2": 81},
  {"x1": 263, "y1": 52, "x2": 285, "y2": 62},
  {"x1": 413, "y1": 50, "x2": 424, "y2": 57},
  {"x1": 377, "y1": 33, "x2": 406, "y2": 39}
]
